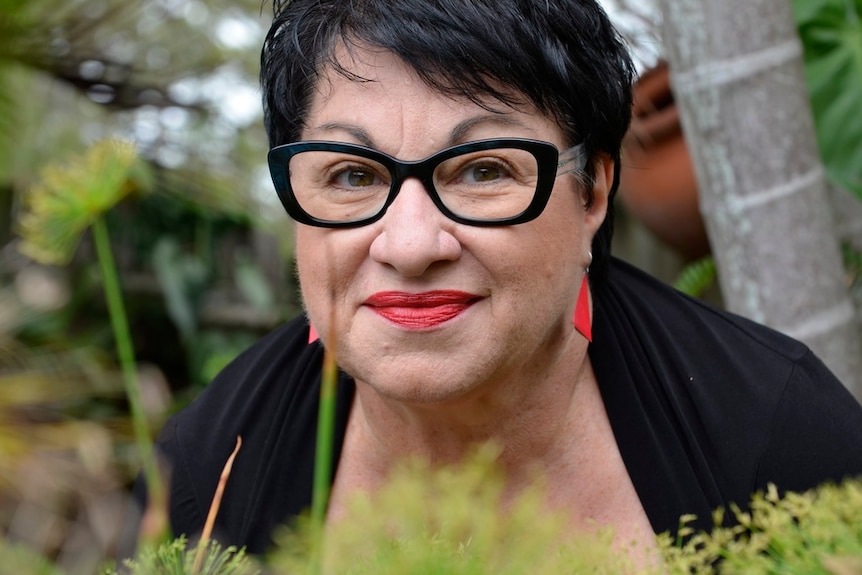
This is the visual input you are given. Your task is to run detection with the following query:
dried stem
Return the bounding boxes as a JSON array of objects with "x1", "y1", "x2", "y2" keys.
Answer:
[{"x1": 192, "y1": 435, "x2": 243, "y2": 575}]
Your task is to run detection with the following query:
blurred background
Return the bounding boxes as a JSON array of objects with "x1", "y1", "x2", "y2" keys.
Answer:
[
  {"x1": 1, "y1": 1, "x2": 293, "y2": 570},
  {"x1": 1, "y1": 0, "x2": 860, "y2": 572}
]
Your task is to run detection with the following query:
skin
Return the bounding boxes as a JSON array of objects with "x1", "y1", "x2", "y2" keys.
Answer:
[
  {"x1": 295, "y1": 45, "x2": 656, "y2": 559},
  {"x1": 299, "y1": 45, "x2": 603, "y2": 413}
]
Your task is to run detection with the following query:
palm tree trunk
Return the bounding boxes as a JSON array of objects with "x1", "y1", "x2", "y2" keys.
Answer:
[{"x1": 653, "y1": 0, "x2": 862, "y2": 398}]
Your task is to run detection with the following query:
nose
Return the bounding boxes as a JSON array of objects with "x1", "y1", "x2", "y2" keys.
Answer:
[{"x1": 368, "y1": 178, "x2": 462, "y2": 277}]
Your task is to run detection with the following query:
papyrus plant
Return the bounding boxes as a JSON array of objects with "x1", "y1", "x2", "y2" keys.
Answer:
[{"x1": 16, "y1": 139, "x2": 167, "y2": 544}]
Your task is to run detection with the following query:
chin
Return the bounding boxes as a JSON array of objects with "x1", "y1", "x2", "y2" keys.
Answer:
[{"x1": 354, "y1": 363, "x2": 481, "y2": 406}]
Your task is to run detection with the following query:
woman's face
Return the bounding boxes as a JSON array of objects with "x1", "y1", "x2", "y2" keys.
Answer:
[{"x1": 296, "y1": 46, "x2": 611, "y2": 405}]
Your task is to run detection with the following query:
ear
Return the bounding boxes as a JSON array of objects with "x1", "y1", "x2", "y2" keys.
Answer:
[{"x1": 584, "y1": 153, "x2": 613, "y2": 238}]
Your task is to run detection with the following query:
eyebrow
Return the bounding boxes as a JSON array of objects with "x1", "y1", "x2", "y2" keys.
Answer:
[
  {"x1": 307, "y1": 113, "x2": 533, "y2": 151},
  {"x1": 308, "y1": 123, "x2": 376, "y2": 147},
  {"x1": 448, "y1": 114, "x2": 530, "y2": 144}
]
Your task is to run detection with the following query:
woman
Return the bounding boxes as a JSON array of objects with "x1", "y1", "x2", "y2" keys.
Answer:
[{"x1": 146, "y1": 0, "x2": 862, "y2": 559}]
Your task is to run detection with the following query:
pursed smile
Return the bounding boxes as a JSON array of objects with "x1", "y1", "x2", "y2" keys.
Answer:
[{"x1": 363, "y1": 290, "x2": 481, "y2": 329}]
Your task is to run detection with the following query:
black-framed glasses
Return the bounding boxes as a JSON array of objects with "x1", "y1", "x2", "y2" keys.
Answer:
[{"x1": 267, "y1": 137, "x2": 586, "y2": 228}]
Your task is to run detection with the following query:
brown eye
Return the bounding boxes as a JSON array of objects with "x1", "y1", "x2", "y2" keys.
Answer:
[
  {"x1": 467, "y1": 164, "x2": 502, "y2": 182},
  {"x1": 336, "y1": 168, "x2": 379, "y2": 187}
]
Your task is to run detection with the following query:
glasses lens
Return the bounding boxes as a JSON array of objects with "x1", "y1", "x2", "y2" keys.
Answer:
[
  {"x1": 281, "y1": 143, "x2": 546, "y2": 225},
  {"x1": 433, "y1": 148, "x2": 539, "y2": 220},
  {"x1": 288, "y1": 150, "x2": 391, "y2": 222}
]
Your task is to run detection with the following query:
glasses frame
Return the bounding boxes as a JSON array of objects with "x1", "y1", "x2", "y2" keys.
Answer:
[{"x1": 267, "y1": 137, "x2": 585, "y2": 228}]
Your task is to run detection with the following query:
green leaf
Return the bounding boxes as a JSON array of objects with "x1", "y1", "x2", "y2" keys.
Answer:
[
  {"x1": 673, "y1": 256, "x2": 717, "y2": 297},
  {"x1": 152, "y1": 237, "x2": 209, "y2": 341},
  {"x1": 793, "y1": 0, "x2": 862, "y2": 197},
  {"x1": 235, "y1": 255, "x2": 275, "y2": 313},
  {"x1": 0, "y1": 70, "x2": 15, "y2": 177}
]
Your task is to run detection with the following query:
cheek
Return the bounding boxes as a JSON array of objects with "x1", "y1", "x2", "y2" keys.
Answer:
[
  {"x1": 530, "y1": 212, "x2": 582, "y2": 273},
  {"x1": 295, "y1": 227, "x2": 323, "y2": 278},
  {"x1": 510, "y1": 213, "x2": 584, "y2": 307},
  {"x1": 295, "y1": 227, "x2": 344, "y2": 325},
  {"x1": 295, "y1": 227, "x2": 373, "y2": 316},
  {"x1": 294, "y1": 233, "x2": 326, "y2": 330},
  {"x1": 471, "y1": 221, "x2": 580, "y2": 303}
]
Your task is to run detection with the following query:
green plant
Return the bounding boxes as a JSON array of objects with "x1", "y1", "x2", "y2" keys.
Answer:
[
  {"x1": 0, "y1": 538, "x2": 63, "y2": 575},
  {"x1": 264, "y1": 451, "x2": 862, "y2": 574},
  {"x1": 661, "y1": 480, "x2": 862, "y2": 574},
  {"x1": 793, "y1": 0, "x2": 862, "y2": 198},
  {"x1": 16, "y1": 139, "x2": 167, "y2": 544},
  {"x1": 844, "y1": 244, "x2": 862, "y2": 292},
  {"x1": 673, "y1": 256, "x2": 717, "y2": 297},
  {"x1": 113, "y1": 537, "x2": 259, "y2": 575},
  {"x1": 269, "y1": 444, "x2": 640, "y2": 575}
]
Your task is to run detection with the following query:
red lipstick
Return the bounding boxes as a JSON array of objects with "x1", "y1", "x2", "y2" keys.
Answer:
[{"x1": 363, "y1": 290, "x2": 479, "y2": 329}]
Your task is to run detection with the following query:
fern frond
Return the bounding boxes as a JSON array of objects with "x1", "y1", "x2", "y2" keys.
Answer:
[{"x1": 673, "y1": 256, "x2": 717, "y2": 297}]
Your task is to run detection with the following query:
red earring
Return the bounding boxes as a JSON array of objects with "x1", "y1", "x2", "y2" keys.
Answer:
[
  {"x1": 574, "y1": 273, "x2": 592, "y2": 342},
  {"x1": 308, "y1": 323, "x2": 320, "y2": 344},
  {"x1": 573, "y1": 251, "x2": 592, "y2": 342}
]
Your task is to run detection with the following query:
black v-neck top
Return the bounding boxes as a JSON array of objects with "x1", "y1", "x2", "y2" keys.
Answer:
[{"x1": 143, "y1": 258, "x2": 862, "y2": 553}]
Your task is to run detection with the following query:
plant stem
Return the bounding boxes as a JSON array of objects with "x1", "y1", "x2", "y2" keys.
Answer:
[
  {"x1": 193, "y1": 436, "x2": 243, "y2": 575},
  {"x1": 309, "y1": 334, "x2": 338, "y2": 575},
  {"x1": 92, "y1": 216, "x2": 166, "y2": 539},
  {"x1": 311, "y1": 344, "x2": 338, "y2": 526}
]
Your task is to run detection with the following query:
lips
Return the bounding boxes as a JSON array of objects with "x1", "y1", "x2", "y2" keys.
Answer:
[{"x1": 363, "y1": 290, "x2": 480, "y2": 329}]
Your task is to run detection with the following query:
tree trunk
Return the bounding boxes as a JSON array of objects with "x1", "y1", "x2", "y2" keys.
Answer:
[{"x1": 653, "y1": 0, "x2": 862, "y2": 398}]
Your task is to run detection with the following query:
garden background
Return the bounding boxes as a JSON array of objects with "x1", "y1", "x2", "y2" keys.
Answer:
[{"x1": 1, "y1": 0, "x2": 861, "y2": 572}]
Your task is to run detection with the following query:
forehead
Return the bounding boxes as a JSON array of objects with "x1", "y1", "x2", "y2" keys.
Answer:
[
  {"x1": 316, "y1": 42, "x2": 521, "y2": 107},
  {"x1": 303, "y1": 43, "x2": 565, "y2": 151}
]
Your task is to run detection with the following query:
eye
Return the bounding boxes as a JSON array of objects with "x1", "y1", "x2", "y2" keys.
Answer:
[
  {"x1": 465, "y1": 163, "x2": 503, "y2": 182},
  {"x1": 435, "y1": 150, "x2": 535, "y2": 192},
  {"x1": 328, "y1": 161, "x2": 387, "y2": 189},
  {"x1": 458, "y1": 159, "x2": 512, "y2": 184}
]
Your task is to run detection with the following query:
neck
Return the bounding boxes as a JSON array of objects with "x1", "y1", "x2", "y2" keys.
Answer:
[
  {"x1": 344, "y1": 333, "x2": 597, "y2": 482},
  {"x1": 327, "y1": 337, "x2": 658, "y2": 566}
]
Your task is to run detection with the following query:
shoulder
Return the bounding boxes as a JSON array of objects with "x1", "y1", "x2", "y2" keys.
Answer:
[
  {"x1": 167, "y1": 314, "x2": 323, "y2": 445},
  {"x1": 593, "y1": 258, "x2": 862, "y2": 529},
  {"x1": 156, "y1": 315, "x2": 328, "y2": 549},
  {"x1": 595, "y1": 260, "x2": 810, "y2": 386},
  {"x1": 755, "y1": 351, "x2": 862, "y2": 493}
]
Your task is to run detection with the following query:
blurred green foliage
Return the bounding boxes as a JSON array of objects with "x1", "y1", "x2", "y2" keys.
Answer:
[
  {"x1": 1, "y1": 0, "x2": 299, "y2": 394},
  {"x1": 270, "y1": 444, "x2": 637, "y2": 575},
  {"x1": 274, "y1": 446, "x2": 862, "y2": 574},
  {"x1": 114, "y1": 537, "x2": 260, "y2": 575},
  {"x1": 793, "y1": 0, "x2": 862, "y2": 198},
  {"x1": 17, "y1": 140, "x2": 146, "y2": 264},
  {"x1": 0, "y1": 1, "x2": 296, "y2": 571},
  {"x1": 673, "y1": 256, "x2": 717, "y2": 297}
]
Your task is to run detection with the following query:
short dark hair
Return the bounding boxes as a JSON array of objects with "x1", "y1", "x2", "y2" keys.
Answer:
[{"x1": 261, "y1": 0, "x2": 635, "y2": 287}]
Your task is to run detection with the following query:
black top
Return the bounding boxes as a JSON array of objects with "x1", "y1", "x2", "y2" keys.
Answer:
[{"x1": 144, "y1": 258, "x2": 862, "y2": 553}]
